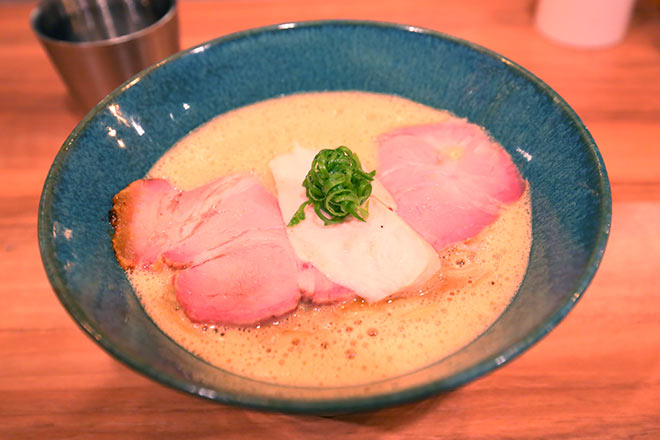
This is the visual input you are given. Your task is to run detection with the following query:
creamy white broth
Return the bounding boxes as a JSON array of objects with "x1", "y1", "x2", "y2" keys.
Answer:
[{"x1": 127, "y1": 91, "x2": 531, "y2": 387}]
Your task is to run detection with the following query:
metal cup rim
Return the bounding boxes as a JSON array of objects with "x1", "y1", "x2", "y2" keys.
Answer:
[{"x1": 29, "y1": 0, "x2": 178, "y2": 48}]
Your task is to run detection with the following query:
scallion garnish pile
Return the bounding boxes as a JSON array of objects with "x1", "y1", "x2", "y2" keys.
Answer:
[{"x1": 288, "y1": 146, "x2": 376, "y2": 226}]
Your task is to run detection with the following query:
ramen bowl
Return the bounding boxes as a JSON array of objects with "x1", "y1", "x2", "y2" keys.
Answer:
[{"x1": 38, "y1": 21, "x2": 611, "y2": 413}]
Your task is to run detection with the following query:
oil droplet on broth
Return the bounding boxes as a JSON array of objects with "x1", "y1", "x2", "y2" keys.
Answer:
[{"x1": 127, "y1": 91, "x2": 532, "y2": 387}]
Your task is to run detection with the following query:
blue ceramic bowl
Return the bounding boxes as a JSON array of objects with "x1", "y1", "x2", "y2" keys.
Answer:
[{"x1": 38, "y1": 21, "x2": 611, "y2": 413}]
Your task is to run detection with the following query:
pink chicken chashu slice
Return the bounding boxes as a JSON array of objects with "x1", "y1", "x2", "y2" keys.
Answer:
[
  {"x1": 378, "y1": 120, "x2": 525, "y2": 252},
  {"x1": 111, "y1": 174, "x2": 348, "y2": 326}
]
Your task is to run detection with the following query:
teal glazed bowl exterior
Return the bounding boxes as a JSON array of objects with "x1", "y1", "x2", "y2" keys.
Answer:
[{"x1": 38, "y1": 21, "x2": 611, "y2": 413}]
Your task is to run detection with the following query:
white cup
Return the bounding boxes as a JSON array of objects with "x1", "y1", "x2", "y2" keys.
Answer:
[{"x1": 535, "y1": 0, "x2": 636, "y2": 48}]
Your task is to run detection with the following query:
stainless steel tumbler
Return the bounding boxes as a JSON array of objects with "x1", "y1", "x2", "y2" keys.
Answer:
[{"x1": 30, "y1": 0, "x2": 180, "y2": 110}]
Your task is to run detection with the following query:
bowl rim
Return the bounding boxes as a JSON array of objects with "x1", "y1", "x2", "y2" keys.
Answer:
[{"x1": 38, "y1": 19, "x2": 612, "y2": 414}]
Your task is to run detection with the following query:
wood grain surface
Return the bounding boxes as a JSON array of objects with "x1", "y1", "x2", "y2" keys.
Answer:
[{"x1": 1, "y1": 0, "x2": 659, "y2": 438}]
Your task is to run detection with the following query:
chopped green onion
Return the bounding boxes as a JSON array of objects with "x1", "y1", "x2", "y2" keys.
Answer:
[{"x1": 288, "y1": 146, "x2": 376, "y2": 227}]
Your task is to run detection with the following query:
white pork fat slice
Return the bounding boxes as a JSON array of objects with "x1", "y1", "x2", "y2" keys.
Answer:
[{"x1": 269, "y1": 147, "x2": 440, "y2": 303}]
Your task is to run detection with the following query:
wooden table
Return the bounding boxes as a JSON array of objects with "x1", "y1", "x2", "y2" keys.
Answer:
[{"x1": 2, "y1": 0, "x2": 659, "y2": 438}]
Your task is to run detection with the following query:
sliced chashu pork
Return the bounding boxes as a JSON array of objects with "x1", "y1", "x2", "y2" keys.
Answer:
[
  {"x1": 111, "y1": 174, "x2": 347, "y2": 325},
  {"x1": 174, "y1": 229, "x2": 301, "y2": 325},
  {"x1": 112, "y1": 174, "x2": 285, "y2": 269},
  {"x1": 269, "y1": 147, "x2": 441, "y2": 303},
  {"x1": 111, "y1": 178, "x2": 179, "y2": 269},
  {"x1": 378, "y1": 120, "x2": 525, "y2": 252}
]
